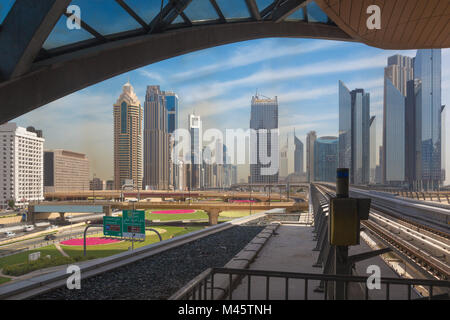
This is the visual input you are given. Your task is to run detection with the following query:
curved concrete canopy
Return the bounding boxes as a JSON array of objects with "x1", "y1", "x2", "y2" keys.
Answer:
[
  {"x1": 0, "y1": 0, "x2": 448, "y2": 123},
  {"x1": 316, "y1": 0, "x2": 450, "y2": 50}
]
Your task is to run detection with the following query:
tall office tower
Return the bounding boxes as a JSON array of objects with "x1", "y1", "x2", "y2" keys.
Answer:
[
  {"x1": 413, "y1": 49, "x2": 442, "y2": 190},
  {"x1": 375, "y1": 146, "x2": 383, "y2": 184},
  {"x1": 143, "y1": 85, "x2": 169, "y2": 190},
  {"x1": 314, "y1": 136, "x2": 338, "y2": 182},
  {"x1": 44, "y1": 149, "x2": 89, "y2": 192},
  {"x1": 339, "y1": 81, "x2": 370, "y2": 184},
  {"x1": 250, "y1": 95, "x2": 279, "y2": 184},
  {"x1": 339, "y1": 81, "x2": 352, "y2": 172},
  {"x1": 90, "y1": 178, "x2": 105, "y2": 191},
  {"x1": 383, "y1": 54, "x2": 413, "y2": 185},
  {"x1": 113, "y1": 81, "x2": 143, "y2": 191},
  {"x1": 405, "y1": 78, "x2": 421, "y2": 188},
  {"x1": 0, "y1": 123, "x2": 44, "y2": 209},
  {"x1": 442, "y1": 105, "x2": 446, "y2": 185},
  {"x1": 369, "y1": 116, "x2": 377, "y2": 184},
  {"x1": 188, "y1": 113, "x2": 202, "y2": 190},
  {"x1": 280, "y1": 130, "x2": 302, "y2": 179},
  {"x1": 294, "y1": 132, "x2": 304, "y2": 175},
  {"x1": 306, "y1": 131, "x2": 317, "y2": 182},
  {"x1": 165, "y1": 92, "x2": 179, "y2": 189},
  {"x1": 202, "y1": 146, "x2": 213, "y2": 189}
]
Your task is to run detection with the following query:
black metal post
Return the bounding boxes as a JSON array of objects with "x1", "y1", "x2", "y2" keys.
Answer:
[{"x1": 334, "y1": 168, "x2": 350, "y2": 300}]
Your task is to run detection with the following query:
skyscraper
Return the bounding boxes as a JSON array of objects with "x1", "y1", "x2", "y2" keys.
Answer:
[
  {"x1": 369, "y1": 116, "x2": 377, "y2": 184},
  {"x1": 306, "y1": 131, "x2": 317, "y2": 182},
  {"x1": 0, "y1": 123, "x2": 44, "y2": 209},
  {"x1": 250, "y1": 94, "x2": 279, "y2": 184},
  {"x1": 113, "y1": 82, "x2": 143, "y2": 190},
  {"x1": 442, "y1": 105, "x2": 446, "y2": 185},
  {"x1": 413, "y1": 49, "x2": 442, "y2": 190},
  {"x1": 143, "y1": 85, "x2": 169, "y2": 190},
  {"x1": 294, "y1": 133, "x2": 304, "y2": 175},
  {"x1": 280, "y1": 129, "x2": 303, "y2": 179},
  {"x1": 188, "y1": 113, "x2": 202, "y2": 190},
  {"x1": 165, "y1": 92, "x2": 179, "y2": 190},
  {"x1": 339, "y1": 81, "x2": 370, "y2": 184},
  {"x1": 383, "y1": 54, "x2": 413, "y2": 185},
  {"x1": 314, "y1": 136, "x2": 338, "y2": 182}
]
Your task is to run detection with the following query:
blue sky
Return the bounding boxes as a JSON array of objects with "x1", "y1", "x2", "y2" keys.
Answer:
[{"x1": 15, "y1": 39, "x2": 450, "y2": 183}]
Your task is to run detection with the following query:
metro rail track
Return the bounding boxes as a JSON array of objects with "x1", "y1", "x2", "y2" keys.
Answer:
[{"x1": 314, "y1": 184, "x2": 450, "y2": 282}]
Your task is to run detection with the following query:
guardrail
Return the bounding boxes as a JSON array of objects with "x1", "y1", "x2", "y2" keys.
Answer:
[{"x1": 169, "y1": 267, "x2": 450, "y2": 300}]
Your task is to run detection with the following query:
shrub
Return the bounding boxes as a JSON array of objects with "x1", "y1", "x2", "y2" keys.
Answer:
[{"x1": 2, "y1": 255, "x2": 90, "y2": 277}]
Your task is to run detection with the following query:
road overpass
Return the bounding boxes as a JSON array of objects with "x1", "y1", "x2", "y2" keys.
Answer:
[
  {"x1": 43, "y1": 190, "x2": 300, "y2": 202},
  {"x1": 29, "y1": 200, "x2": 308, "y2": 225}
]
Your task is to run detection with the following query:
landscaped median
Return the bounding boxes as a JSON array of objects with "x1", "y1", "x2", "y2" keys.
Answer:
[
  {"x1": 145, "y1": 208, "x2": 264, "y2": 221},
  {"x1": 0, "y1": 226, "x2": 202, "y2": 280}
]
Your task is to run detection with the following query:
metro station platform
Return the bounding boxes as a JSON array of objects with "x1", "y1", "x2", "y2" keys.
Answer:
[{"x1": 229, "y1": 213, "x2": 419, "y2": 300}]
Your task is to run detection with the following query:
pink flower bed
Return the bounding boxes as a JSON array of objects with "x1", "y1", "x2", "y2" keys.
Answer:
[
  {"x1": 61, "y1": 237, "x2": 121, "y2": 246},
  {"x1": 150, "y1": 209, "x2": 196, "y2": 214}
]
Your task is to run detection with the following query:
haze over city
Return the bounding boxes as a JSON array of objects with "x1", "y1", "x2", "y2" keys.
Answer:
[{"x1": 13, "y1": 38, "x2": 450, "y2": 184}]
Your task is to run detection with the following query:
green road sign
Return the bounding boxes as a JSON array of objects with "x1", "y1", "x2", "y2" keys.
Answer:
[
  {"x1": 103, "y1": 216, "x2": 123, "y2": 237},
  {"x1": 122, "y1": 210, "x2": 146, "y2": 240}
]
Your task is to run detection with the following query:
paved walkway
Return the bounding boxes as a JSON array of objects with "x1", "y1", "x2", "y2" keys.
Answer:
[{"x1": 229, "y1": 217, "x2": 418, "y2": 300}]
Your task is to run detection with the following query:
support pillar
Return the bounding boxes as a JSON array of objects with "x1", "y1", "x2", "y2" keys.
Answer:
[{"x1": 207, "y1": 209, "x2": 221, "y2": 225}]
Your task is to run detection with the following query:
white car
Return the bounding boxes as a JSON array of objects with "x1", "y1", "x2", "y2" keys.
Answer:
[
  {"x1": 23, "y1": 225, "x2": 34, "y2": 232},
  {"x1": 5, "y1": 231, "x2": 16, "y2": 237}
]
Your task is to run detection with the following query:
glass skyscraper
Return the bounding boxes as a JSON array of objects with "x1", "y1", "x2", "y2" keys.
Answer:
[
  {"x1": 113, "y1": 82, "x2": 143, "y2": 190},
  {"x1": 165, "y1": 92, "x2": 178, "y2": 134},
  {"x1": 338, "y1": 81, "x2": 370, "y2": 185},
  {"x1": 189, "y1": 113, "x2": 202, "y2": 189},
  {"x1": 143, "y1": 85, "x2": 169, "y2": 190},
  {"x1": 383, "y1": 54, "x2": 413, "y2": 185},
  {"x1": 250, "y1": 95, "x2": 279, "y2": 184},
  {"x1": 314, "y1": 136, "x2": 338, "y2": 182},
  {"x1": 414, "y1": 49, "x2": 442, "y2": 190}
]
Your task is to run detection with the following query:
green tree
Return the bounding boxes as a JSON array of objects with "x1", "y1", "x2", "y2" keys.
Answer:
[{"x1": 7, "y1": 199, "x2": 15, "y2": 209}]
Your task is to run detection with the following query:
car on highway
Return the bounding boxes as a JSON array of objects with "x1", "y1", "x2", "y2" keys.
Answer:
[
  {"x1": 23, "y1": 225, "x2": 34, "y2": 232},
  {"x1": 5, "y1": 231, "x2": 16, "y2": 237},
  {"x1": 44, "y1": 234, "x2": 57, "y2": 241}
]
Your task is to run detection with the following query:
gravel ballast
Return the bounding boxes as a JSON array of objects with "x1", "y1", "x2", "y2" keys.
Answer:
[{"x1": 33, "y1": 224, "x2": 265, "y2": 300}]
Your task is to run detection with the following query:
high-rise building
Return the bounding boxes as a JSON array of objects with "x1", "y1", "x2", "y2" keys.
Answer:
[
  {"x1": 339, "y1": 81, "x2": 370, "y2": 184},
  {"x1": 405, "y1": 78, "x2": 421, "y2": 188},
  {"x1": 306, "y1": 131, "x2": 317, "y2": 182},
  {"x1": 143, "y1": 85, "x2": 169, "y2": 190},
  {"x1": 294, "y1": 133, "x2": 304, "y2": 175},
  {"x1": 44, "y1": 149, "x2": 89, "y2": 192},
  {"x1": 280, "y1": 130, "x2": 303, "y2": 179},
  {"x1": 188, "y1": 113, "x2": 202, "y2": 190},
  {"x1": 442, "y1": 105, "x2": 446, "y2": 185},
  {"x1": 113, "y1": 82, "x2": 143, "y2": 190},
  {"x1": 0, "y1": 123, "x2": 44, "y2": 209},
  {"x1": 369, "y1": 116, "x2": 377, "y2": 184},
  {"x1": 165, "y1": 92, "x2": 179, "y2": 190},
  {"x1": 90, "y1": 177, "x2": 105, "y2": 191},
  {"x1": 165, "y1": 92, "x2": 179, "y2": 135},
  {"x1": 250, "y1": 95, "x2": 279, "y2": 184},
  {"x1": 314, "y1": 136, "x2": 338, "y2": 182},
  {"x1": 383, "y1": 54, "x2": 413, "y2": 185},
  {"x1": 413, "y1": 49, "x2": 442, "y2": 190},
  {"x1": 339, "y1": 81, "x2": 352, "y2": 172}
]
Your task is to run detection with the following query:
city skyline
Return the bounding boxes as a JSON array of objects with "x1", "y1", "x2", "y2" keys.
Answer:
[{"x1": 13, "y1": 39, "x2": 450, "y2": 184}]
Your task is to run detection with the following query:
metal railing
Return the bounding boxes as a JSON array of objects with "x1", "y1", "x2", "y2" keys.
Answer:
[{"x1": 169, "y1": 267, "x2": 450, "y2": 300}]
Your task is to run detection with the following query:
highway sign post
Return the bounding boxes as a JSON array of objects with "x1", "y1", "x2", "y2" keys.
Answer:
[
  {"x1": 122, "y1": 210, "x2": 145, "y2": 240},
  {"x1": 103, "y1": 216, "x2": 123, "y2": 237}
]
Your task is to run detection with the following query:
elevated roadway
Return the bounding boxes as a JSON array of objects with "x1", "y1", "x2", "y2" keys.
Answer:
[{"x1": 29, "y1": 201, "x2": 308, "y2": 225}]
